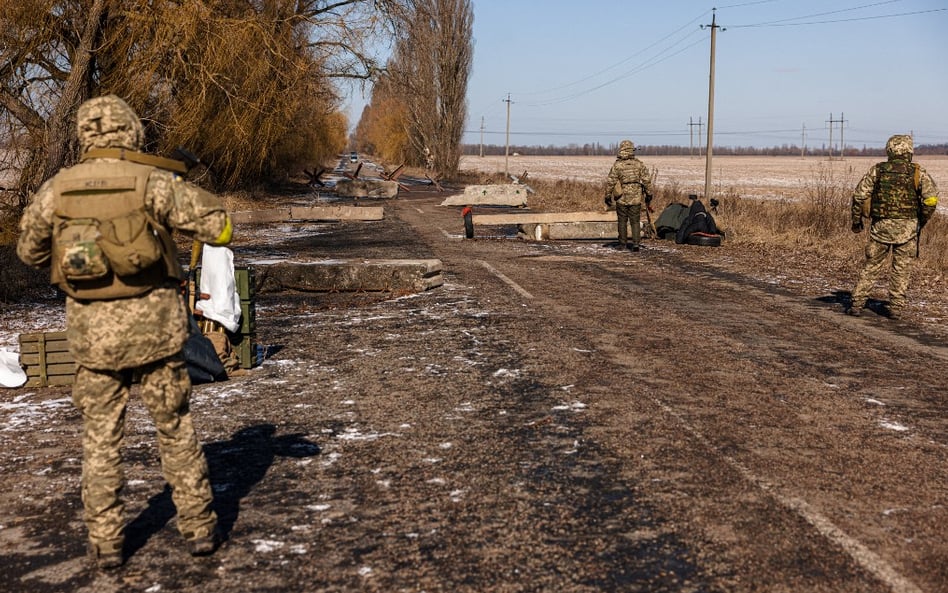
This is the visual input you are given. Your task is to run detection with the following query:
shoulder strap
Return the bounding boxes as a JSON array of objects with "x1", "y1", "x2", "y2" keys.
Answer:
[{"x1": 81, "y1": 148, "x2": 188, "y2": 174}]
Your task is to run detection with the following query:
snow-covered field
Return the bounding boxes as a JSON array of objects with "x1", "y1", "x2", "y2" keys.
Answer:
[{"x1": 460, "y1": 154, "x2": 948, "y2": 201}]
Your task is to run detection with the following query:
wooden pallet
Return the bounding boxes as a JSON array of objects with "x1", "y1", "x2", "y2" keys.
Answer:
[{"x1": 18, "y1": 331, "x2": 75, "y2": 387}]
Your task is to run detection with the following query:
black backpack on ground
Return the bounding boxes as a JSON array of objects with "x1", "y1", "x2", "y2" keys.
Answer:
[{"x1": 675, "y1": 199, "x2": 722, "y2": 245}]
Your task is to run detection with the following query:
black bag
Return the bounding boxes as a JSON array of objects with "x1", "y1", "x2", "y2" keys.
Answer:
[
  {"x1": 182, "y1": 314, "x2": 227, "y2": 384},
  {"x1": 654, "y1": 203, "x2": 690, "y2": 240},
  {"x1": 675, "y1": 199, "x2": 721, "y2": 244}
]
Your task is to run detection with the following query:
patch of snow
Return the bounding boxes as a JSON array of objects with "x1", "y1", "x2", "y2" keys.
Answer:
[{"x1": 879, "y1": 420, "x2": 909, "y2": 432}]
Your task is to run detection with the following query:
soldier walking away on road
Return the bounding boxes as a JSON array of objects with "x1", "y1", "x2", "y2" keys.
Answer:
[
  {"x1": 846, "y1": 134, "x2": 939, "y2": 319},
  {"x1": 604, "y1": 139, "x2": 653, "y2": 251},
  {"x1": 16, "y1": 95, "x2": 234, "y2": 569}
]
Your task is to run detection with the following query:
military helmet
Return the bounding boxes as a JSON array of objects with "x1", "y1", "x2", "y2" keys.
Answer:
[
  {"x1": 76, "y1": 95, "x2": 144, "y2": 153},
  {"x1": 617, "y1": 139, "x2": 635, "y2": 158},
  {"x1": 885, "y1": 134, "x2": 913, "y2": 160}
]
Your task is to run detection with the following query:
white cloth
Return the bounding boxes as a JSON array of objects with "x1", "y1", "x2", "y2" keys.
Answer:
[
  {"x1": 0, "y1": 349, "x2": 27, "y2": 388},
  {"x1": 195, "y1": 245, "x2": 242, "y2": 333}
]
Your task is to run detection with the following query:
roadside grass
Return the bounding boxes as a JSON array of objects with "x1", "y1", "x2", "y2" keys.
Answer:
[{"x1": 514, "y1": 163, "x2": 948, "y2": 285}]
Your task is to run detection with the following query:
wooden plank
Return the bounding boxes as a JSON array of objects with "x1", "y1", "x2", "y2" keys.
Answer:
[
  {"x1": 471, "y1": 211, "x2": 617, "y2": 225},
  {"x1": 26, "y1": 363, "x2": 75, "y2": 376},
  {"x1": 25, "y1": 375, "x2": 74, "y2": 387},
  {"x1": 20, "y1": 352, "x2": 74, "y2": 365},
  {"x1": 19, "y1": 339, "x2": 70, "y2": 354}
]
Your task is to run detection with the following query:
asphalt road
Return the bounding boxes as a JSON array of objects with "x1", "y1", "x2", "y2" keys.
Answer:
[{"x1": 2, "y1": 185, "x2": 946, "y2": 593}]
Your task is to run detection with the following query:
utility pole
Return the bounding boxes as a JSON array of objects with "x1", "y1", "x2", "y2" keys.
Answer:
[
  {"x1": 839, "y1": 112, "x2": 846, "y2": 159},
  {"x1": 688, "y1": 117, "x2": 704, "y2": 157},
  {"x1": 801, "y1": 123, "x2": 806, "y2": 158},
  {"x1": 827, "y1": 113, "x2": 834, "y2": 159},
  {"x1": 479, "y1": 116, "x2": 485, "y2": 158},
  {"x1": 826, "y1": 113, "x2": 845, "y2": 159},
  {"x1": 689, "y1": 117, "x2": 693, "y2": 156},
  {"x1": 702, "y1": 9, "x2": 723, "y2": 201},
  {"x1": 504, "y1": 94, "x2": 512, "y2": 177}
]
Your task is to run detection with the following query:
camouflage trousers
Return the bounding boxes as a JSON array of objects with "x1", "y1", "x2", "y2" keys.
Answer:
[
  {"x1": 851, "y1": 238, "x2": 916, "y2": 309},
  {"x1": 616, "y1": 203, "x2": 642, "y2": 247},
  {"x1": 72, "y1": 354, "x2": 217, "y2": 554}
]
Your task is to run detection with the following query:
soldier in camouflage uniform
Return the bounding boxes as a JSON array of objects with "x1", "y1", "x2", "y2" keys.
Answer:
[
  {"x1": 604, "y1": 140, "x2": 653, "y2": 251},
  {"x1": 846, "y1": 134, "x2": 939, "y2": 319},
  {"x1": 17, "y1": 95, "x2": 233, "y2": 569}
]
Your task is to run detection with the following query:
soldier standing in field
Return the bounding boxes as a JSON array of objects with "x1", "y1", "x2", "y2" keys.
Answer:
[
  {"x1": 846, "y1": 134, "x2": 939, "y2": 319},
  {"x1": 604, "y1": 139, "x2": 653, "y2": 251},
  {"x1": 16, "y1": 95, "x2": 233, "y2": 569}
]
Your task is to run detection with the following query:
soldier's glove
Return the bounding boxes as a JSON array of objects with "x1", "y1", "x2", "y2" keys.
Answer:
[
  {"x1": 851, "y1": 218, "x2": 864, "y2": 233},
  {"x1": 604, "y1": 196, "x2": 614, "y2": 209}
]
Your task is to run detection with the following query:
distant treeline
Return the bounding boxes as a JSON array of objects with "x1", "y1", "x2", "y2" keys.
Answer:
[{"x1": 463, "y1": 143, "x2": 948, "y2": 157}]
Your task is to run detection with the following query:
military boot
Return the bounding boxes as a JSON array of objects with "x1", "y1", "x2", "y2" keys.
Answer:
[
  {"x1": 844, "y1": 300, "x2": 865, "y2": 317},
  {"x1": 185, "y1": 529, "x2": 221, "y2": 557},
  {"x1": 884, "y1": 304, "x2": 902, "y2": 320},
  {"x1": 88, "y1": 542, "x2": 123, "y2": 570}
]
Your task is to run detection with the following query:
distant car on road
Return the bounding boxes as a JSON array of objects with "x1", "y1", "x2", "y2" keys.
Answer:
[{"x1": 349, "y1": 151, "x2": 358, "y2": 163}]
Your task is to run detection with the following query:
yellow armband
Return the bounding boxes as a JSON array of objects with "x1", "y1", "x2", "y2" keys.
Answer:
[
  {"x1": 923, "y1": 196, "x2": 938, "y2": 207},
  {"x1": 213, "y1": 216, "x2": 233, "y2": 245}
]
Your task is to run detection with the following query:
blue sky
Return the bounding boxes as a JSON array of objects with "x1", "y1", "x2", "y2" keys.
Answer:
[{"x1": 461, "y1": 0, "x2": 948, "y2": 149}]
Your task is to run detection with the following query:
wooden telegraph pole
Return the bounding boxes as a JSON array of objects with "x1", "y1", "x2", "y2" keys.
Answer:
[
  {"x1": 504, "y1": 94, "x2": 512, "y2": 177},
  {"x1": 702, "y1": 10, "x2": 723, "y2": 201}
]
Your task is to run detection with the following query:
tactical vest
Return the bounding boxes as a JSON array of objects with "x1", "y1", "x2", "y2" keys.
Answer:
[
  {"x1": 50, "y1": 160, "x2": 183, "y2": 300},
  {"x1": 869, "y1": 160, "x2": 920, "y2": 220}
]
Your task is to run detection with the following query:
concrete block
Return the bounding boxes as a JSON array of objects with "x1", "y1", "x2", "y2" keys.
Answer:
[
  {"x1": 441, "y1": 184, "x2": 529, "y2": 207},
  {"x1": 471, "y1": 211, "x2": 616, "y2": 225},
  {"x1": 518, "y1": 222, "x2": 618, "y2": 241},
  {"x1": 254, "y1": 259, "x2": 443, "y2": 293},
  {"x1": 230, "y1": 206, "x2": 383, "y2": 225},
  {"x1": 334, "y1": 179, "x2": 399, "y2": 198}
]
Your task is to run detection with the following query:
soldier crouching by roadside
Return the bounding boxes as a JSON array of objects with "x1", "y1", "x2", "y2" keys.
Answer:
[
  {"x1": 16, "y1": 95, "x2": 233, "y2": 569},
  {"x1": 846, "y1": 134, "x2": 939, "y2": 320},
  {"x1": 604, "y1": 139, "x2": 653, "y2": 252}
]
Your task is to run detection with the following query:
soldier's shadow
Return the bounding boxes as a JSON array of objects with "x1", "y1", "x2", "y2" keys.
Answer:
[
  {"x1": 125, "y1": 423, "x2": 320, "y2": 555},
  {"x1": 816, "y1": 290, "x2": 891, "y2": 316}
]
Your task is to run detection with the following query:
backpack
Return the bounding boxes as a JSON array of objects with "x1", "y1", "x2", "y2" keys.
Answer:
[
  {"x1": 53, "y1": 208, "x2": 163, "y2": 281},
  {"x1": 50, "y1": 160, "x2": 182, "y2": 299},
  {"x1": 654, "y1": 203, "x2": 690, "y2": 240},
  {"x1": 675, "y1": 200, "x2": 722, "y2": 245}
]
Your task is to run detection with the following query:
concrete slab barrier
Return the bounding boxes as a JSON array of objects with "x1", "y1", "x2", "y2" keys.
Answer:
[
  {"x1": 231, "y1": 205, "x2": 384, "y2": 225},
  {"x1": 253, "y1": 259, "x2": 444, "y2": 293},
  {"x1": 441, "y1": 184, "x2": 529, "y2": 207},
  {"x1": 334, "y1": 179, "x2": 399, "y2": 198}
]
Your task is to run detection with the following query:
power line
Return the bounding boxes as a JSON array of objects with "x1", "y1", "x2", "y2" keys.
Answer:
[
  {"x1": 513, "y1": 10, "x2": 711, "y2": 98},
  {"x1": 523, "y1": 36, "x2": 706, "y2": 107},
  {"x1": 731, "y1": 2, "x2": 946, "y2": 28}
]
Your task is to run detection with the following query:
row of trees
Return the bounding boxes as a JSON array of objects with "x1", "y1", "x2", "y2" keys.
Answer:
[
  {"x1": 1, "y1": 0, "x2": 472, "y2": 210},
  {"x1": 464, "y1": 143, "x2": 948, "y2": 158},
  {"x1": 351, "y1": 0, "x2": 473, "y2": 177}
]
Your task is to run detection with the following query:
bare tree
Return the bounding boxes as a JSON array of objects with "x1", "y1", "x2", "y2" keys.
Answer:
[
  {"x1": 365, "y1": 0, "x2": 473, "y2": 177},
  {"x1": 0, "y1": 0, "x2": 407, "y2": 210}
]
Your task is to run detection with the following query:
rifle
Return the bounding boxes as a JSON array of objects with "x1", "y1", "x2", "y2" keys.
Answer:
[{"x1": 643, "y1": 194, "x2": 657, "y2": 238}]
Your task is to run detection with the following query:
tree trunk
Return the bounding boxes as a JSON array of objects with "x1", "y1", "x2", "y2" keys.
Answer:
[{"x1": 40, "y1": 0, "x2": 108, "y2": 185}]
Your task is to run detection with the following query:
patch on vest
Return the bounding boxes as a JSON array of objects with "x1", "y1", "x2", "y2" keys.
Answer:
[{"x1": 55, "y1": 217, "x2": 111, "y2": 281}]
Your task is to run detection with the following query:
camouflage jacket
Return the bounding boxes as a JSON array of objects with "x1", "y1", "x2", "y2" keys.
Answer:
[
  {"x1": 18, "y1": 161, "x2": 231, "y2": 369},
  {"x1": 851, "y1": 158, "x2": 939, "y2": 245},
  {"x1": 606, "y1": 149, "x2": 652, "y2": 206}
]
